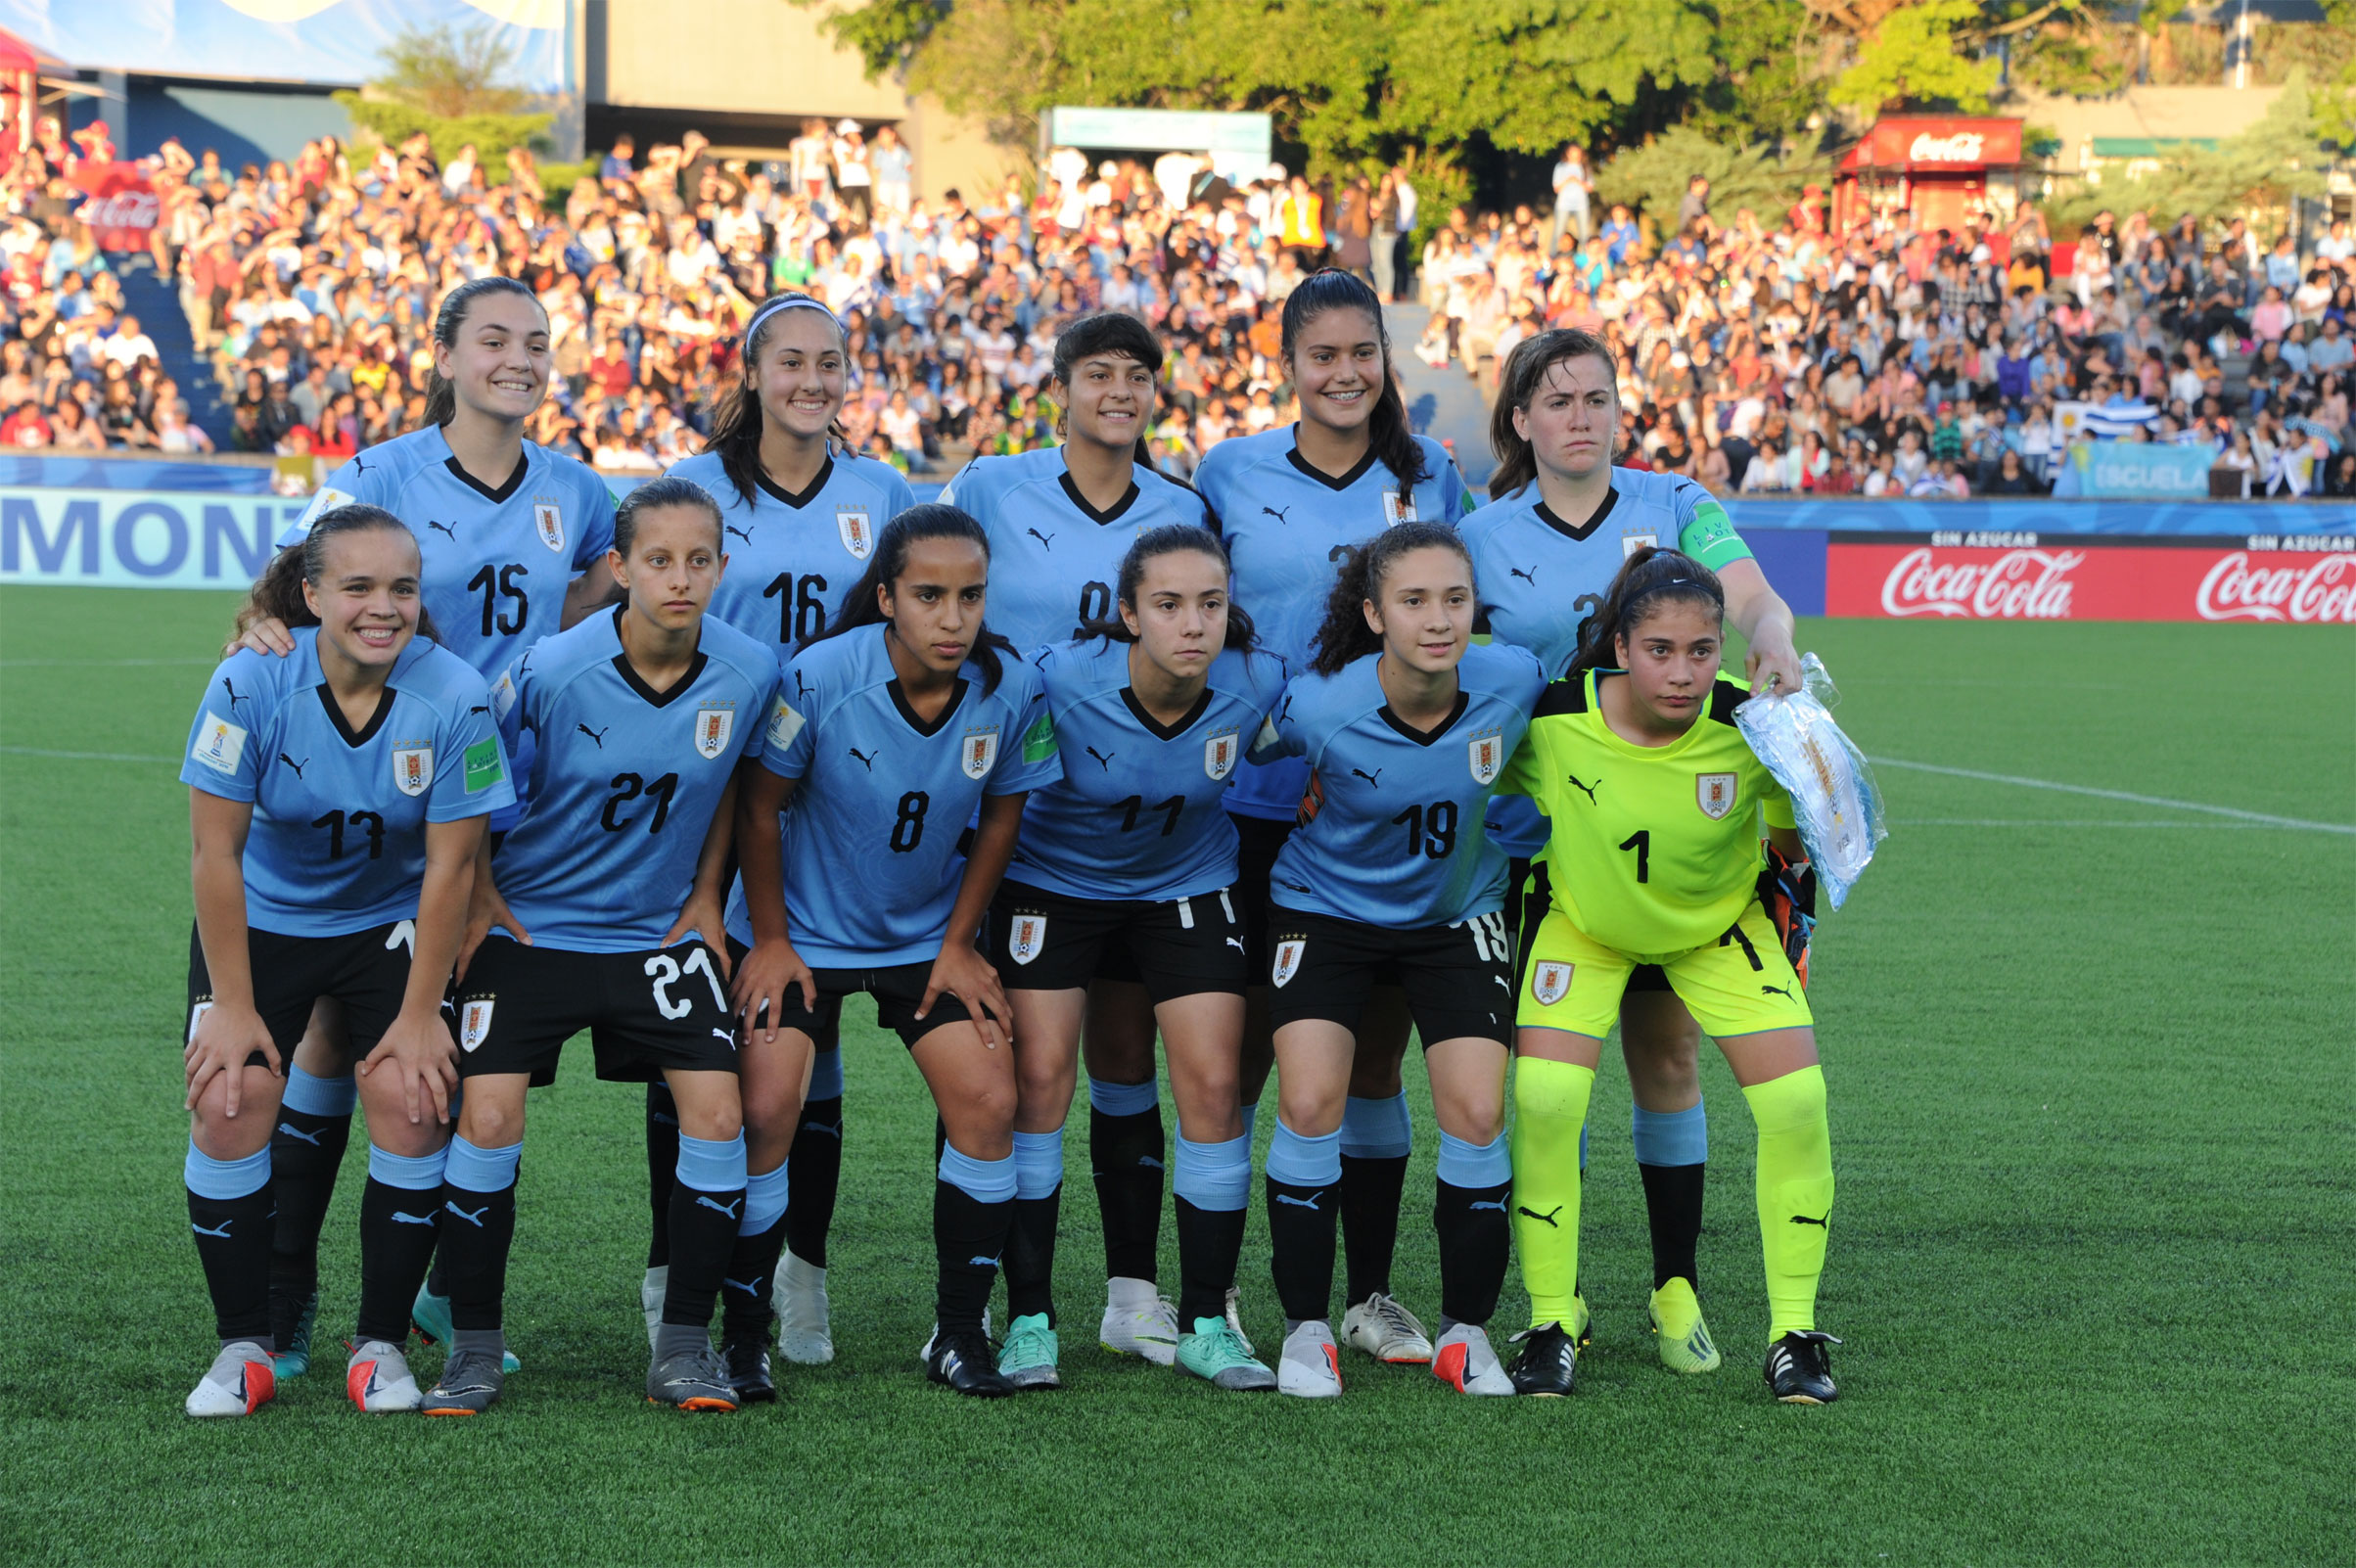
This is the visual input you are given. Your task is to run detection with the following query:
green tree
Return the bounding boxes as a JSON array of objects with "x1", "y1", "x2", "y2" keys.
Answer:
[
  {"x1": 1829, "y1": 0, "x2": 2000, "y2": 114},
  {"x1": 332, "y1": 22, "x2": 550, "y2": 163},
  {"x1": 1686, "y1": 0, "x2": 1833, "y2": 143},
  {"x1": 2318, "y1": 0, "x2": 2356, "y2": 149},
  {"x1": 1595, "y1": 125, "x2": 1831, "y2": 226}
]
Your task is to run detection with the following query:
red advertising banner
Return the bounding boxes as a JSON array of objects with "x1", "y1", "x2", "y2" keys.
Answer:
[
  {"x1": 1826, "y1": 533, "x2": 2356, "y2": 624},
  {"x1": 68, "y1": 161, "x2": 159, "y2": 253}
]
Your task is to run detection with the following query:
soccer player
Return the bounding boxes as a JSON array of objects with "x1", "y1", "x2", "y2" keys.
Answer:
[
  {"x1": 235, "y1": 275, "x2": 617, "y2": 1376},
  {"x1": 1246, "y1": 524, "x2": 1544, "y2": 1398},
  {"x1": 728, "y1": 506, "x2": 1060, "y2": 1398},
  {"x1": 417, "y1": 479, "x2": 778, "y2": 1416},
  {"x1": 939, "y1": 311, "x2": 1216, "y2": 1362},
  {"x1": 1199, "y1": 269, "x2": 1476, "y2": 1365},
  {"x1": 1497, "y1": 547, "x2": 1840, "y2": 1404},
  {"x1": 1464, "y1": 328, "x2": 1805, "y2": 1375},
  {"x1": 658, "y1": 293, "x2": 914, "y2": 1365},
  {"x1": 178, "y1": 504, "x2": 510, "y2": 1415},
  {"x1": 985, "y1": 526, "x2": 1286, "y2": 1391}
]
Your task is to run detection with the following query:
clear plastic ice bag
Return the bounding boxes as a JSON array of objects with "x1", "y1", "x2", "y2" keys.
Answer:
[{"x1": 1733, "y1": 654, "x2": 1887, "y2": 910}]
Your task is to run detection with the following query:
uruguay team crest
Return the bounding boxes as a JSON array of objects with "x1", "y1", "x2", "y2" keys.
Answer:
[
  {"x1": 961, "y1": 727, "x2": 999, "y2": 779},
  {"x1": 694, "y1": 704, "x2": 735, "y2": 761},
  {"x1": 393, "y1": 746, "x2": 433, "y2": 797},
  {"x1": 1531, "y1": 960, "x2": 1573, "y2": 1006},
  {"x1": 1008, "y1": 914, "x2": 1046, "y2": 966},
  {"x1": 1271, "y1": 938, "x2": 1306, "y2": 989},
  {"x1": 1467, "y1": 731, "x2": 1502, "y2": 785},
  {"x1": 837, "y1": 507, "x2": 873, "y2": 560},
  {"x1": 1381, "y1": 488, "x2": 1417, "y2": 527},
  {"x1": 1696, "y1": 771, "x2": 1739, "y2": 819},
  {"x1": 1622, "y1": 530, "x2": 1659, "y2": 558},
  {"x1": 459, "y1": 999, "x2": 495, "y2": 1052},
  {"x1": 533, "y1": 500, "x2": 565, "y2": 552},
  {"x1": 1204, "y1": 727, "x2": 1239, "y2": 780}
]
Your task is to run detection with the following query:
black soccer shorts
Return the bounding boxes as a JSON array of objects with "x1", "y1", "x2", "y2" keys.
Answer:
[
  {"x1": 454, "y1": 936, "x2": 741, "y2": 1083},
  {"x1": 987, "y1": 878, "x2": 1247, "y2": 1003},
  {"x1": 1264, "y1": 903, "x2": 1516, "y2": 1047},
  {"x1": 184, "y1": 919, "x2": 414, "y2": 1068},
  {"x1": 723, "y1": 936, "x2": 976, "y2": 1050}
]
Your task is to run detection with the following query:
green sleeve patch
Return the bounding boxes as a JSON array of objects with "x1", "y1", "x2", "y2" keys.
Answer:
[
  {"x1": 1021, "y1": 712, "x2": 1058, "y2": 762},
  {"x1": 463, "y1": 737, "x2": 505, "y2": 793},
  {"x1": 1679, "y1": 500, "x2": 1753, "y2": 570}
]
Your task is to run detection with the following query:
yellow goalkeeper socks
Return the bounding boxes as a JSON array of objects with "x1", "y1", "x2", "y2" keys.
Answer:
[
  {"x1": 1741, "y1": 1065, "x2": 1834, "y2": 1342},
  {"x1": 1509, "y1": 1057, "x2": 1594, "y2": 1329}
]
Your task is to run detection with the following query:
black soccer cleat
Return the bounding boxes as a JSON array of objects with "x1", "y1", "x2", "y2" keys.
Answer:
[
  {"x1": 723, "y1": 1335, "x2": 777, "y2": 1405},
  {"x1": 1764, "y1": 1330, "x2": 1842, "y2": 1404},
  {"x1": 1505, "y1": 1321, "x2": 1579, "y2": 1398},
  {"x1": 925, "y1": 1328, "x2": 1014, "y2": 1398}
]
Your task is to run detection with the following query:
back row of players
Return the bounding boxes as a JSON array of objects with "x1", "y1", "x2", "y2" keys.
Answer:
[{"x1": 176, "y1": 273, "x2": 1843, "y2": 1415}]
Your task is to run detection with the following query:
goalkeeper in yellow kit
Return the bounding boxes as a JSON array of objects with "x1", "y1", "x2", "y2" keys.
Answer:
[{"x1": 1496, "y1": 546, "x2": 1840, "y2": 1403}]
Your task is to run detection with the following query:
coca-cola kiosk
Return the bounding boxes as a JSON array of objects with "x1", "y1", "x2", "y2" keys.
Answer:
[{"x1": 1833, "y1": 116, "x2": 2024, "y2": 240}]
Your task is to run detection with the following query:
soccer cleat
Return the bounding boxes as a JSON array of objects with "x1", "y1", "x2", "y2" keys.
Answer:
[
  {"x1": 1341, "y1": 1292, "x2": 1433, "y2": 1363},
  {"x1": 272, "y1": 1289, "x2": 317, "y2": 1378},
  {"x1": 1505, "y1": 1321, "x2": 1579, "y2": 1397},
  {"x1": 648, "y1": 1341, "x2": 738, "y2": 1412},
  {"x1": 721, "y1": 1336, "x2": 776, "y2": 1405},
  {"x1": 1223, "y1": 1285, "x2": 1256, "y2": 1358},
  {"x1": 925, "y1": 1328, "x2": 1014, "y2": 1398},
  {"x1": 1177, "y1": 1316, "x2": 1275, "y2": 1391},
  {"x1": 1764, "y1": 1330, "x2": 1842, "y2": 1404},
  {"x1": 412, "y1": 1284, "x2": 521, "y2": 1374},
  {"x1": 421, "y1": 1347, "x2": 505, "y2": 1416},
  {"x1": 640, "y1": 1265, "x2": 668, "y2": 1352},
  {"x1": 774, "y1": 1254, "x2": 834, "y2": 1365},
  {"x1": 1098, "y1": 1277, "x2": 1180, "y2": 1365},
  {"x1": 346, "y1": 1339, "x2": 424, "y2": 1413},
  {"x1": 1275, "y1": 1320, "x2": 1344, "y2": 1399},
  {"x1": 1431, "y1": 1323, "x2": 1515, "y2": 1395},
  {"x1": 917, "y1": 1307, "x2": 993, "y2": 1366},
  {"x1": 996, "y1": 1313, "x2": 1061, "y2": 1391},
  {"x1": 185, "y1": 1340, "x2": 276, "y2": 1417},
  {"x1": 1648, "y1": 1278, "x2": 1722, "y2": 1374}
]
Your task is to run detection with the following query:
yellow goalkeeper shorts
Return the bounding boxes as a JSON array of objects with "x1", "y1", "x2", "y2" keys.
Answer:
[{"x1": 1517, "y1": 901, "x2": 1814, "y2": 1038}]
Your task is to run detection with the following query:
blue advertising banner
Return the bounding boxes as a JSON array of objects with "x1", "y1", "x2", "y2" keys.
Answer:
[
  {"x1": 0, "y1": 489, "x2": 306, "y2": 590},
  {"x1": 0, "y1": 455, "x2": 275, "y2": 494},
  {"x1": 2064, "y1": 440, "x2": 2218, "y2": 500}
]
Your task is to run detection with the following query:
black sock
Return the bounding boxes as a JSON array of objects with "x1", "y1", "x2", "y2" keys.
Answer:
[
  {"x1": 645, "y1": 1083, "x2": 679, "y2": 1269},
  {"x1": 720, "y1": 1219, "x2": 790, "y2": 1341},
  {"x1": 1090, "y1": 1105, "x2": 1165, "y2": 1282},
  {"x1": 1175, "y1": 1196, "x2": 1246, "y2": 1327},
  {"x1": 1639, "y1": 1160, "x2": 1706, "y2": 1290},
  {"x1": 438, "y1": 1179, "x2": 518, "y2": 1333},
  {"x1": 1266, "y1": 1175, "x2": 1340, "y2": 1324},
  {"x1": 267, "y1": 1105, "x2": 349, "y2": 1343},
  {"x1": 662, "y1": 1179, "x2": 746, "y2": 1329},
  {"x1": 782, "y1": 1095, "x2": 843, "y2": 1268},
  {"x1": 1433, "y1": 1177, "x2": 1510, "y2": 1328},
  {"x1": 188, "y1": 1184, "x2": 275, "y2": 1345},
  {"x1": 356, "y1": 1178, "x2": 442, "y2": 1344},
  {"x1": 934, "y1": 1179, "x2": 1012, "y2": 1335},
  {"x1": 1003, "y1": 1187, "x2": 1062, "y2": 1324},
  {"x1": 1339, "y1": 1152, "x2": 1408, "y2": 1307}
]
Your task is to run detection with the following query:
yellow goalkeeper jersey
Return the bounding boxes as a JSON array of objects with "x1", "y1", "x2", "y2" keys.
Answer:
[{"x1": 1498, "y1": 669, "x2": 1794, "y2": 962}]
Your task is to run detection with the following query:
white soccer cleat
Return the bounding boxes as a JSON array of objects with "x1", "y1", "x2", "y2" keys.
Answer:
[
  {"x1": 1431, "y1": 1323, "x2": 1515, "y2": 1396},
  {"x1": 185, "y1": 1340, "x2": 275, "y2": 1417},
  {"x1": 1276, "y1": 1320, "x2": 1344, "y2": 1399},
  {"x1": 775, "y1": 1253, "x2": 835, "y2": 1365},
  {"x1": 1224, "y1": 1285, "x2": 1256, "y2": 1358},
  {"x1": 1098, "y1": 1276, "x2": 1180, "y2": 1365},
  {"x1": 1342, "y1": 1291, "x2": 1434, "y2": 1363},
  {"x1": 346, "y1": 1339, "x2": 425, "y2": 1412},
  {"x1": 641, "y1": 1265, "x2": 669, "y2": 1352}
]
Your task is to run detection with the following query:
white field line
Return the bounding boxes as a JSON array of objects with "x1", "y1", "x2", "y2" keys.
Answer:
[
  {"x1": 1870, "y1": 757, "x2": 2356, "y2": 836},
  {"x1": 0, "y1": 746, "x2": 178, "y2": 762}
]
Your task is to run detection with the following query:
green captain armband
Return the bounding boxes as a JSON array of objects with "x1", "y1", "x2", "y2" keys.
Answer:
[{"x1": 1678, "y1": 499, "x2": 1753, "y2": 571}]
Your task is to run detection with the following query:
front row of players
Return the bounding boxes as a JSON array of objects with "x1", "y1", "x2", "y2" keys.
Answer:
[{"x1": 177, "y1": 485, "x2": 1841, "y2": 1414}]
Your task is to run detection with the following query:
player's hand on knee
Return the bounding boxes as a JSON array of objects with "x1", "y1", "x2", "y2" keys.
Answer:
[
  {"x1": 186, "y1": 1003, "x2": 279, "y2": 1115},
  {"x1": 359, "y1": 1008, "x2": 458, "y2": 1126},
  {"x1": 734, "y1": 938, "x2": 813, "y2": 1044}
]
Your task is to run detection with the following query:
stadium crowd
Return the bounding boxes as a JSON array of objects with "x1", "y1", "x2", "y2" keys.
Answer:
[{"x1": 9, "y1": 112, "x2": 2356, "y2": 498}]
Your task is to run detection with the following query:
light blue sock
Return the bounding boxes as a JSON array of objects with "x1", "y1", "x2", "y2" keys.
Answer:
[
  {"x1": 1632, "y1": 1099, "x2": 1709, "y2": 1166},
  {"x1": 1174, "y1": 1132, "x2": 1252, "y2": 1212},
  {"x1": 444, "y1": 1135, "x2": 522, "y2": 1195},
  {"x1": 1435, "y1": 1129, "x2": 1511, "y2": 1187},
  {"x1": 1012, "y1": 1130, "x2": 1064, "y2": 1200},
  {"x1": 741, "y1": 1161, "x2": 790, "y2": 1235},
  {"x1": 1087, "y1": 1077, "x2": 1158, "y2": 1117},
  {"x1": 808, "y1": 1048, "x2": 844, "y2": 1100},
  {"x1": 938, "y1": 1144, "x2": 1017, "y2": 1204},
  {"x1": 1266, "y1": 1121, "x2": 1342, "y2": 1188},
  {"x1": 365, "y1": 1143, "x2": 446, "y2": 1191},
  {"x1": 675, "y1": 1131, "x2": 748, "y2": 1193},
  {"x1": 281, "y1": 1065, "x2": 356, "y2": 1118},
  {"x1": 184, "y1": 1141, "x2": 269, "y2": 1199},
  {"x1": 1339, "y1": 1091, "x2": 1411, "y2": 1159}
]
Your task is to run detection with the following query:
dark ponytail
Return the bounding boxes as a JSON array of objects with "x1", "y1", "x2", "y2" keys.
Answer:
[
  {"x1": 1562, "y1": 546, "x2": 1724, "y2": 679},
  {"x1": 1281, "y1": 269, "x2": 1427, "y2": 495},
  {"x1": 706, "y1": 293, "x2": 850, "y2": 506},
  {"x1": 803, "y1": 503, "x2": 1018, "y2": 694},
  {"x1": 1488, "y1": 328, "x2": 1617, "y2": 500},
  {"x1": 234, "y1": 504, "x2": 440, "y2": 645},
  {"x1": 1051, "y1": 310, "x2": 1162, "y2": 468},
  {"x1": 1308, "y1": 520, "x2": 1470, "y2": 676},
  {"x1": 423, "y1": 276, "x2": 546, "y2": 428},
  {"x1": 1083, "y1": 523, "x2": 1260, "y2": 657}
]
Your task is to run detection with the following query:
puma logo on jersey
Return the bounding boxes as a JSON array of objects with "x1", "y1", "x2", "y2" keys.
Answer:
[
  {"x1": 277, "y1": 753, "x2": 307, "y2": 778},
  {"x1": 1027, "y1": 528, "x2": 1055, "y2": 551},
  {"x1": 1262, "y1": 504, "x2": 1293, "y2": 525},
  {"x1": 793, "y1": 669, "x2": 811, "y2": 701},
  {"x1": 220, "y1": 676, "x2": 248, "y2": 708},
  {"x1": 1509, "y1": 565, "x2": 1539, "y2": 585},
  {"x1": 577, "y1": 723, "x2": 607, "y2": 748},
  {"x1": 848, "y1": 747, "x2": 876, "y2": 770},
  {"x1": 1761, "y1": 983, "x2": 1797, "y2": 999},
  {"x1": 1516, "y1": 1205, "x2": 1562, "y2": 1227},
  {"x1": 1086, "y1": 746, "x2": 1115, "y2": 770},
  {"x1": 426, "y1": 519, "x2": 457, "y2": 538},
  {"x1": 351, "y1": 454, "x2": 372, "y2": 474},
  {"x1": 468, "y1": 705, "x2": 489, "y2": 716},
  {"x1": 726, "y1": 525, "x2": 753, "y2": 542},
  {"x1": 1351, "y1": 767, "x2": 1382, "y2": 788},
  {"x1": 1565, "y1": 771, "x2": 1598, "y2": 804}
]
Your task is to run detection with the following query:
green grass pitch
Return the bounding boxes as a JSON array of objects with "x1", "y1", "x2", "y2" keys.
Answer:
[{"x1": 2, "y1": 585, "x2": 2349, "y2": 1565}]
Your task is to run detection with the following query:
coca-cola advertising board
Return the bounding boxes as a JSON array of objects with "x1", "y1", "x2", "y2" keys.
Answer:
[
  {"x1": 1826, "y1": 531, "x2": 2356, "y2": 624},
  {"x1": 69, "y1": 162, "x2": 160, "y2": 253}
]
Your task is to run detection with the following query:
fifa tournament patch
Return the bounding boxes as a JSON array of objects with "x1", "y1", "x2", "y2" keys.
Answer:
[
  {"x1": 459, "y1": 998, "x2": 495, "y2": 1052},
  {"x1": 1531, "y1": 960, "x2": 1573, "y2": 1005},
  {"x1": 1466, "y1": 729, "x2": 1501, "y2": 785},
  {"x1": 533, "y1": 500, "x2": 565, "y2": 552},
  {"x1": 1695, "y1": 770, "x2": 1739, "y2": 819},
  {"x1": 488, "y1": 669, "x2": 520, "y2": 721},
  {"x1": 190, "y1": 712, "x2": 248, "y2": 776},
  {"x1": 693, "y1": 703, "x2": 736, "y2": 761},
  {"x1": 1020, "y1": 711, "x2": 1057, "y2": 763},
  {"x1": 463, "y1": 739, "x2": 504, "y2": 793},
  {"x1": 1271, "y1": 938, "x2": 1306, "y2": 989},
  {"x1": 1007, "y1": 913, "x2": 1046, "y2": 965},
  {"x1": 393, "y1": 745, "x2": 434, "y2": 797},
  {"x1": 765, "y1": 695, "x2": 805, "y2": 751},
  {"x1": 1204, "y1": 726, "x2": 1238, "y2": 779},
  {"x1": 960, "y1": 725, "x2": 999, "y2": 779},
  {"x1": 298, "y1": 485, "x2": 355, "y2": 530},
  {"x1": 836, "y1": 506, "x2": 873, "y2": 560},
  {"x1": 1381, "y1": 488, "x2": 1416, "y2": 527}
]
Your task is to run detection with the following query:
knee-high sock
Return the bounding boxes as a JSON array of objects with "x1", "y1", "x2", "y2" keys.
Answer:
[
  {"x1": 935, "y1": 1145, "x2": 1016, "y2": 1335},
  {"x1": 356, "y1": 1144, "x2": 447, "y2": 1344},
  {"x1": 1003, "y1": 1130, "x2": 1064, "y2": 1323},
  {"x1": 1339, "y1": 1091, "x2": 1409, "y2": 1308},
  {"x1": 1509, "y1": 1059, "x2": 1594, "y2": 1329},
  {"x1": 1088, "y1": 1077, "x2": 1164, "y2": 1284},
  {"x1": 644, "y1": 1082, "x2": 679, "y2": 1268},
  {"x1": 438, "y1": 1136, "x2": 523, "y2": 1335},
  {"x1": 1433, "y1": 1130, "x2": 1511, "y2": 1329},
  {"x1": 1633, "y1": 1099, "x2": 1708, "y2": 1290},
  {"x1": 1741, "y1": 1066, "x2": 1833, "y2": 1341},
  {"x1": 720, "y1": 1161, "x2": 791, "y2": 1338},
  {"x1": 783, "y1": 1047, "x2": 844, "y2": 1268},
  {"x1": 664, "y1": 1132, "x2": 749, "y2": 1330},
  {"x1": 1173, "y1": 1132, "x2": 1251, "y2": 1326},
  {"x1": 268, "y1": 1067, "x2": 353, "y2": 1337},
  {"x1": 186, "y1": 1142, "x2": 274, "y2": 1347},
  {"x1": 1265, "y1": 1122, "x2": 1342, "y2": 1324}
]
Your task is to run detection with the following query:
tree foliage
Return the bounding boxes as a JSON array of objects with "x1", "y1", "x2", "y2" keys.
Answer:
[
  {"x1": 334, "y1": 21, "x2": 549, "y2": 164},
  {"x1": 331, "y1": 96, "x2": 554, "y2": 164},
  {"x1": 2038, "y1": 69, "x2": 2330, "y2": 233},
  {"x1": 1829, "y1": 0, "x2": 2000, "y2": 114},
  {"x1": 2318, "y1": 0, "x2": 2356, "y2": 149},
  {"x1": 1595, "y1": 125, "x2": 1831, "y2": 226}
]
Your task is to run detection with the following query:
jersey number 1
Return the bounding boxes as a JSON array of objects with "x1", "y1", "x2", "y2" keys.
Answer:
[{"x1": 1619, "y1": 829, "x2": 1650, "y2": 883}]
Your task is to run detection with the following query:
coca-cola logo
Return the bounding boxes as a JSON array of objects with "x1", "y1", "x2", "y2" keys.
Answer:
[
  {"x1": 1909, "y1": 132, "x2": 1985, "y2": 163},
  {"x1": 2195, "y1": 552, "x2": 2356, "y2": 623},
  {"x1": 77, "y1": 191, "x2": 158, "y2": 229},
  {"x1": 1880, "y1": 546, "x2": 2084, "y2": 619}
]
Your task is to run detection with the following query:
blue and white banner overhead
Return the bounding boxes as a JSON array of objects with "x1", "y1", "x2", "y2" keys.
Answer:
[
  {"x1": 1, "y1": 488, "x2": 307, "y2": 590},
  {"x1": 2052, "y1": 399, "x2": 2162, "y2": 442}
]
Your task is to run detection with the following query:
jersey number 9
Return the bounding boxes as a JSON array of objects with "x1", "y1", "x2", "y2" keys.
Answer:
[
  {"x1": 1392, "y1": 800, "x2": 1457, "y2": 860},
  {"x1": 1070, "y1": 581, "x2": 1112, "y2": 639}
]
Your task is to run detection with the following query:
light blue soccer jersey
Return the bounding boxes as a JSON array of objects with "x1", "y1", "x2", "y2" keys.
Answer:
[
  {"x1": 1198, "y1": 425, "x2": 1475, "y2": 820},
  {"x1": 940, "y1": 445, "x2": 1215, "y2": 653},
  {"x1": 1011, "y1": 638, "x2": 1288, "y2": 901},
  {"x1": 488, "y1": 608, "x2": 779, "y2": 952},
  {"x1": 1249, "y1": 642, "x2": 1544, "y2": 928},
  {"x1": 726, "y1": 623, "x2": 1061, "y2": 966},
  {"x1": 283, "y1": 426, "x2": 618, "y2": 690},
  {"x1": 667, "y1": 448, "x2": 916, "y2": 654},
  {"x1": 181, "y1": 629, "x2": 513, "y2": 937}
]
